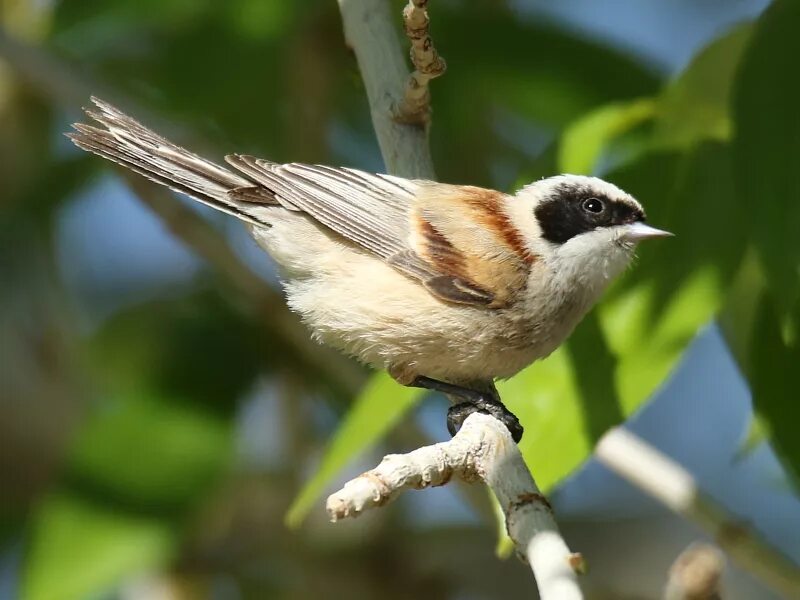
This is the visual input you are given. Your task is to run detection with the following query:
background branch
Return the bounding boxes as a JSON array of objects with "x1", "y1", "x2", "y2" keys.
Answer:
[
  {"x1": 0, "y1": 28, "x2": 363, "y2": 397},
  {"x1": 596, "y1": 427, "x2": 800, "y2": 598}
]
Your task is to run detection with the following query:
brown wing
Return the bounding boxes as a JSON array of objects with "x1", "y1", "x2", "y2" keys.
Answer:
[
  {"x1": 226, "y1": 159, "x2": 534, "y2": 308},
  {"x1": 407, "y1": 184, "x2": 535, "y2": 308}
]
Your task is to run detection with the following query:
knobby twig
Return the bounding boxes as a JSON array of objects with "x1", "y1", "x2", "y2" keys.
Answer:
[
  {"x1": 596, "y1": 427, "x2": 800, "y2": 599},
  {"x1": 395, "y1": 0, "x2": 447, "y2": 126},
  {"x1": 337, "y1": 0, "x2": 435, "y2": 179},
  {"x1": 663, "y1": 543, "x2": 724, "y2": 600},
  {"x1": 328, "y1": 413, "x2": 585, "y2": 599}
]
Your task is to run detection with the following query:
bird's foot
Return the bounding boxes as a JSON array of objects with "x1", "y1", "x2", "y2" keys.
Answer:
[
  {"x1": 446, "y1": 398, "x2": 524, "y2": 443},
  {"x1": 407, "y1": 375, "x2": 524, "y2": 443}
]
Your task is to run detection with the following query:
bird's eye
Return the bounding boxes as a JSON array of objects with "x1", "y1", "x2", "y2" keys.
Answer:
[{"x1": 582, "y1": 197, "x2": 605, "y2": 214}]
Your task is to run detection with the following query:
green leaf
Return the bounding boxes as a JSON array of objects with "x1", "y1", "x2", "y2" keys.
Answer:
[
  {"x1": 88, "y1": 292, "x2": 264, "y2": 413},
  {"x1": 504, "y1": 144, "x2": 746, "y2": 493},
  {"x1": 750, "y1": 295, "x2": 800, "y2": 486},
  {"x1": 559, "y1": 97, "x2": 657, "y2": 175},
  {"x1": 68, "y1": 393, "x2": 233, "y2": 508},
  {"x1": 22, "y1": 492, "x2": 174, "y2": 600},
  {"x1": 718, "y1": 249, "x2": 767, "y2": 378},
  {"x1": 733, "y1": 0, "x2": 800, "y2": 312},
  {"x1": 721, "y1": 256, "x2": 799, "y2": 475},
  {"x1": 653, "y1": 24, "x2": 753, "y2": 148},
  {"x1": 429, "y1": 5, "x2": 660, "y2": 185},
  {"x1": 500, "y1": 346, "x2": 591, "y2": 492},
  {"x1": 736, "y1": 413, "x2": 770, "y2": 460},
  {"x1": 285, "y1": 372, "x2": 424, "y2": 527},
  {"x1": 557, "y1": 24, "x2": 753, "y2": 178}
]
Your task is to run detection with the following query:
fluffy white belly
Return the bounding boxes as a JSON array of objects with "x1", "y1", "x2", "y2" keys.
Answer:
[{"x1": 250, "y1": 213, "x2": 592, "y2": 386}]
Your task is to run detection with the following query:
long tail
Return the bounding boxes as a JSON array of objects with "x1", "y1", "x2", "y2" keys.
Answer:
[{"x1": 66, "y1": 97, "x2": 275, "y2": 225}]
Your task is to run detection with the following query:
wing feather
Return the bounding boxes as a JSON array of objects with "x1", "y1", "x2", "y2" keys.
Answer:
[
  {"x1": 225, "y1": 156, "x2": 533, "y2": 308},
  {"x1": 226, "y1": 156, "x2": 415, "y2": 260},
  {"x1": 68, "y1": 99, "x2": 529, "y2": 308}
]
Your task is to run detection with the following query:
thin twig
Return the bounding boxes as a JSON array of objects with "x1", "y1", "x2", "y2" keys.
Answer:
[
  {"x1": 395, "y1": 0, "x2": 447, "y2": 126},
  {"x1": 596, "y1": 427, "x2": 800, "y2": 599},
  {"x1": 337, "y1": 0, "x2": 435, "y2": 179},
  {"x1": 328, "y1": 412, "x2": 584, "y2": 599}
]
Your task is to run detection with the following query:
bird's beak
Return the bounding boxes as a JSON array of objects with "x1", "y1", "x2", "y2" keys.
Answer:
[{"x1": 622, "y1": 221, "x2": 673, "y2": 242}]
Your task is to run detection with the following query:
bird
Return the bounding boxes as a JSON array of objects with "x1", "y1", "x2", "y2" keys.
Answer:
[{"x1": 67, "y1": 97, "x2": 672, "y2": 442}]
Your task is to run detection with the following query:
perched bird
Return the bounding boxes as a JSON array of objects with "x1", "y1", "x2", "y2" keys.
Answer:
[{"x1": 67, "y1": 97, "x2": 671, "y2": 442}]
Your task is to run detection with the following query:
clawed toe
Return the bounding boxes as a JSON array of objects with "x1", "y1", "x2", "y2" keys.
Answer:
[
  {"x1": 408, "y1": 376, "x2": 524, "y2": 444},
  {"x1": 446, "y1": 399, "x2": 524, "y2": 443}
]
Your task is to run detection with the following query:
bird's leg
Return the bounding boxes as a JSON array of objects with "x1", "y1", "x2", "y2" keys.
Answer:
[{"x1": 409, "y1": 376, "x2": 524, "y2": 443}]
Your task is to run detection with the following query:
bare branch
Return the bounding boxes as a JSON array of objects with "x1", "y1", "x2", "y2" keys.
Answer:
[
  {"x1": 596, "y1": 427, "x2": 800, "y2": 599},
  {"x1": 327, "y1": 412, "x2": 584, "y2": 599},
  {"x1": 337, "y1": 0, "x2": 435, "y2": 179},
  {"x1": 395, "y1": 0, "x2": 447, "y2": 126}
]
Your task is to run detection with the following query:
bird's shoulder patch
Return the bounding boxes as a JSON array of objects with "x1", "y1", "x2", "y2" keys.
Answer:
[{"x1": 407, "y1": 184, "x2": 536, "y2": 308}]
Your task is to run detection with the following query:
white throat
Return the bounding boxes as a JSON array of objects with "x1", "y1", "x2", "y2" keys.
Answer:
[{"x1": 547, "y1": 227, "x2": 635, "y2": 299}]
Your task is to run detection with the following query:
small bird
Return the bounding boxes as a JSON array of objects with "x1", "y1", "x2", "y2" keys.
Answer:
[{"x1": 68, "y1": 97, "x2": 671, "y2": 442}]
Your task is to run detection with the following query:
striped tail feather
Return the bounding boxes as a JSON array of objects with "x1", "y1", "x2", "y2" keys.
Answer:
[{"x1": 66, "y1": 97, "x2": 276, "y2": 225}]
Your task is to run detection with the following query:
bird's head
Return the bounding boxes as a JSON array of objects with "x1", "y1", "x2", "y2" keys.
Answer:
[{"x1": 513, "y1": 174, "x2": 672, "y2": 287}]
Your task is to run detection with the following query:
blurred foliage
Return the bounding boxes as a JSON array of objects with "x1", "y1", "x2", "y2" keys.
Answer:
[
  {"x1": 728, "y1": 0, "x2": 800, "y2": 485},
  {"x1": 732, "y1": 1, "x2": 800, "y2": 312},
  {"x1": 1, "y1": 0, "x2": 798, "y2": 598},
  {"x1": 284, "y1": 372, "x2": 423, "y2": 528},
  {"x1": 24, "y1": 492, "x2": 174, "y2": 600}
]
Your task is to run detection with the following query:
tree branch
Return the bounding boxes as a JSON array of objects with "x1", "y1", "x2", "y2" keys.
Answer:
[
  {"x1": 328, "y1": 413, "x2": 585, "y2": 598},
  {"x1": 337, "y1": 0, "x2": 435, "y2": 179},
  {"x1": 395, "y1": 0, "x2": 447, "y2": 125},
  {"x1": 596, "y1": 427, "x2": 800, "y2": 599}
]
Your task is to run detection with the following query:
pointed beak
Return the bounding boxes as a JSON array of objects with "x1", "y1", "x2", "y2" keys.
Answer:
[{"x1": 622, "y1": 221, "x2": 674, "y2": 242}]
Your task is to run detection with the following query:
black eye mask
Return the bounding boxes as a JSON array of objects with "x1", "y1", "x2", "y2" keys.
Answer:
[{"x1": 534, "y1": 183, "x2": 644, "y2": 245}]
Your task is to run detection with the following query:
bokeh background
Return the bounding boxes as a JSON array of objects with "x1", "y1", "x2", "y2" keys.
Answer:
[{"x1": 1, "y1": 0, "x2": 799, "y2": 598}]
